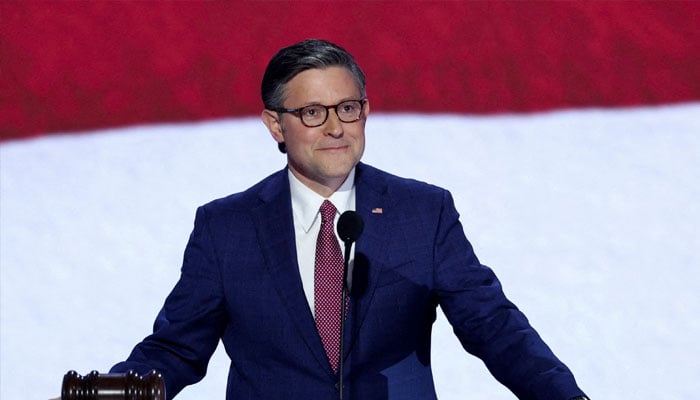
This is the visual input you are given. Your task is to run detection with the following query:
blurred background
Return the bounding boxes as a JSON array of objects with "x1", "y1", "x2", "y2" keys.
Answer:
[{"x1": 2, "y1": 2, "x2": 699, "y2": 399}]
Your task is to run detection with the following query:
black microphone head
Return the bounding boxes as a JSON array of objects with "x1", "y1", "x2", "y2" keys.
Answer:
[{"x1": 337, "y1": 211, "x2": 364, "y2": 243}]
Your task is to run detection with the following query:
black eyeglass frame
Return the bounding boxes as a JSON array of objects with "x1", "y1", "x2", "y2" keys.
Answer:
[{"x1": 272, "y1": 99, "x2": 368, "y2": 128}]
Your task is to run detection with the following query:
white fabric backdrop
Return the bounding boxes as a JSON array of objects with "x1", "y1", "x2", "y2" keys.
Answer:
[{"x1": 2, "y1": 104, "x2": 699, "y2": 399}]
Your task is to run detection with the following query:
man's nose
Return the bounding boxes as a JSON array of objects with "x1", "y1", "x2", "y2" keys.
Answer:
[{"x1": 324, "y1": 108, "x2": 344, "y2": 137}]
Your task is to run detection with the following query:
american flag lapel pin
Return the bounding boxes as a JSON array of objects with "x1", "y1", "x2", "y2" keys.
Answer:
[{"x1": 371, "y1": 207, "x2": 383, "y2": 214}]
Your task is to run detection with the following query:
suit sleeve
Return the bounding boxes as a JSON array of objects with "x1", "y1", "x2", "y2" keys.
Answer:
[
  {"x1": 111, "y1": 206, "x2": 227, "y2": 399},
  {"x1": 432, "y1": 190, "x2": 586, "y2": 400}
]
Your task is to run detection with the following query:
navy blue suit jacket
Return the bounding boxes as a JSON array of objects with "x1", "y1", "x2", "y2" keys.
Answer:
[{"x1": 112, "y1": 163, "x2": 585, "y2": 399}]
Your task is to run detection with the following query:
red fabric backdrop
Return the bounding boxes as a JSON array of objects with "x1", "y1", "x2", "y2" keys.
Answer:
[{"x1": 1, "y1": 1, "x2": 699, "y2": 141}]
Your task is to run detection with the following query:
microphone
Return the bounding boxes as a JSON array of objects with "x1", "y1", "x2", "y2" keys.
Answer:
[
  {"x1": 338, "y1": 211, "x2": 364, "y2": 245},
  {"x1": 336, "y1": 211, "x2": 363, "y2": 400},
  {"x1": 337, "y1": 210, "x2": 364, "y2": 292}
]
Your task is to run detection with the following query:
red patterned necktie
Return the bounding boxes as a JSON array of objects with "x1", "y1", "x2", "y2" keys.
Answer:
[{"x1": 314, "y1": 200, "x2": 345, "y2": 373}]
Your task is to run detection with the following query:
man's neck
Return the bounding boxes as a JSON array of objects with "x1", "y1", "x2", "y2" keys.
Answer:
[{"x1": 288, "y1": 169, "x2": 352, "y2": 198}]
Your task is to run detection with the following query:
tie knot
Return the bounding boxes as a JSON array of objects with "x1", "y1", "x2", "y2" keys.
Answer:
[{"x1": 319, "y1": 200, "x2": 337, "y2": 223}]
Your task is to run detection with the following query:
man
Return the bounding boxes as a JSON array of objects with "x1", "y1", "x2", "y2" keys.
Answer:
[{"x1": 112, "y1": 39, "x2": 588, "y2": 400}]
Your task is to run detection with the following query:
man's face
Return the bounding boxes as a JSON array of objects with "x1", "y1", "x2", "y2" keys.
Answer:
[{"x1": 262, "y1": 66, "x2": 369, "y2": 196}]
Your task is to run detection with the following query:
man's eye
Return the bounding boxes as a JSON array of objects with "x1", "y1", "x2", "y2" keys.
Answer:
[
  {"x1": 340, "y1": 102, "x2": 359, "y2": 114},
  {"x1": 302, "y1": 107, "x2": 322, "y2": 118}
]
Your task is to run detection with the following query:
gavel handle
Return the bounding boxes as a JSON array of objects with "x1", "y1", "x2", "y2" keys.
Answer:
[{"x1": 60, "y1": 369, "x2": 165, "y2": 400}]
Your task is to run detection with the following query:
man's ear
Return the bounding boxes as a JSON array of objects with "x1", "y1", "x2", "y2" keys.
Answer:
[{"x1": 261, "y1": 109, "x2": 285, "y2": 144}]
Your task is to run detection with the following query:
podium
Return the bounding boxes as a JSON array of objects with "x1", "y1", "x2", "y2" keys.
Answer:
[{"x1": 61, "y1": 370, "x2": 165, "y2": 400}]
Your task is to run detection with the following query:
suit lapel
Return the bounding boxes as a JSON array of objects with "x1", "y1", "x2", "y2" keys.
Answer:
[
  {"x1": 250, "y1": 169, "x2": 331, "y2": 373},
  {"x1": 344, "y1": 163, "x2": 394, "y2": 359}
]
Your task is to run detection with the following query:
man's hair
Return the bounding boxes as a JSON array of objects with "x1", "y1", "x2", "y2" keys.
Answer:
[{"x1": 261, "y1": 39, "x2": 367, "y2": 111}]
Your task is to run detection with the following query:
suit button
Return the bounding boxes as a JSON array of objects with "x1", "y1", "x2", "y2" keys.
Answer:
[{"x1": 335, "y1": 381, "x2": 340, "y2": 391}]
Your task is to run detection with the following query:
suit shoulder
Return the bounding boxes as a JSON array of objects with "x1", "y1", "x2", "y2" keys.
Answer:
[
  {"x1": 199, "y1": 169, "x2": 286, "y2": 214},
  {"x1": 360, "y1": 163, "x2": 449, "y2": 199}
]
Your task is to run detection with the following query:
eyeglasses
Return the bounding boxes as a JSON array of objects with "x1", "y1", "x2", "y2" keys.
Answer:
[{"x1": 273, "y1": 99, "x2": 367, "y2": 128}]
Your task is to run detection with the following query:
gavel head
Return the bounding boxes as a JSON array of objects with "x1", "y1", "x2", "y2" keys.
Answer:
[{"x1": 61, "y1": 369, "x2": 165, "y2": 400}]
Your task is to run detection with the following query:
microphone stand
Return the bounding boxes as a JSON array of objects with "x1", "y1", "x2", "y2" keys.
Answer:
[
  {"x1": 338, "y1": 240, "x2": 352, "y2": 400},
  {"x1": 336, "y1": 210, "x2": 363, "y2": 400}
]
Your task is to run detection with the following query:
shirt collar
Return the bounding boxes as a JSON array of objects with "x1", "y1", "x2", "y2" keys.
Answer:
[{"x1": 289, "y1": 168, "x2": 356, "y2": 233}]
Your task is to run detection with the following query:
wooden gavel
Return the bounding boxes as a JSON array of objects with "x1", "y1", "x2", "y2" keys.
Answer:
[{"x1": 59, "y1": 370, "x2": 165, "y2": 400}]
